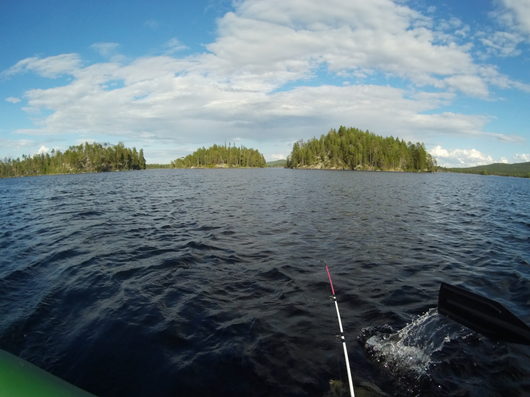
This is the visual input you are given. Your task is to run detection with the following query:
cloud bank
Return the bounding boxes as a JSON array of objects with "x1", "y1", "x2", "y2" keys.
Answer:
[
  {"x1": 430, "y1": 145, "x2": 495, "y2": 167},
  {"x1": 2, "y1": 0, "x2": 528, "y2": 163}
]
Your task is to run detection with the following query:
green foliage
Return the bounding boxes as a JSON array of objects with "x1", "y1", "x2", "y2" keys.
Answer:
[
  {"x1": 0, "y1": 142, "x2": 146, "y2": 178},
  {"x1": 146, "y1": 163, "x2": 172, "y2": 169},
  {"x1": 266, "y1": 159, "x2": 287, "y2": 168},
  {"x1": 171, "y1": 144, "x2": 266, "y2": 168},
  {"x1": 444, "y1": 162, "x2": 530, "y2": 178},
  {"x1": 286, "y1": 126, "x2": 436, "y2": 172}
]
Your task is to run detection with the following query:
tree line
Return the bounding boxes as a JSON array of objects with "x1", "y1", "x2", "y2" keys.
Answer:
[
  {"x1": 286, "y1": 126, "x2": 436, "y2": 171},
  {"x1": 171, "y1": 144, "x2": 266, "y2": 168},
  {"x1": 443, "y1": 162, "x2": 530, "y2": 178},
  {"x1": 0, "y1": 128, "x2": 436, "y2": 178},
  {"x1": 0, "y1": 142, "x2": 146, "y2": 178}
]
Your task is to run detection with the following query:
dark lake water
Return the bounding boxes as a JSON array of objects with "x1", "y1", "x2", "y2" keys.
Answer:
[{"x1": 1, "y1": 169, "x2": 529, "y2": 396}]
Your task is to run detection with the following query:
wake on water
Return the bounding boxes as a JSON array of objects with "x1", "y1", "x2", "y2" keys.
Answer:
[
  {"x1": 362, "y1": 308, "x2": 464, "y2": 371},
  {"x1": 357, "y1": 308, "x2": 515, "y2": 396}
]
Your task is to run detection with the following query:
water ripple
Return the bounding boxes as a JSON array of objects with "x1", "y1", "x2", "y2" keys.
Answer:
[{"x1": 0, "y1": 170, "x2": 529, "y2": 396}]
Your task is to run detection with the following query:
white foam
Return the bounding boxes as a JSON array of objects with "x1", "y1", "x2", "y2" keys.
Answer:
[{"x1": 364, "y1": 308, "x2": 453, "y2": 376}]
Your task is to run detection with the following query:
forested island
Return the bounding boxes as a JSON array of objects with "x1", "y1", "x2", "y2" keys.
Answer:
[
  {"x1": 171, "y1": 144, "x2": 266, "y2": 168},
  {"x1": 287, "y1": 126, "x2": 436, "y2": 172},
  {"x1": 0, "y1": 142, "x2": 146, "y2": 178},
  {"x1": 444, "y1": 162, "x2": 530, "y2": 178}
]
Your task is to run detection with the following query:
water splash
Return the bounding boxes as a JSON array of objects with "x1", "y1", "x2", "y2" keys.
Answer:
[
  {"x1": 360, "y1": 306, "x2": 529, "y2": 397},
  {"x1": 360, "y1": 308, "x2": 473, "y2": 395}
]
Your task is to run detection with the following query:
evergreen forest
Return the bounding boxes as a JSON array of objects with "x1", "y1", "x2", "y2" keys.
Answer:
[
  {"x1": 266, "y1": 159, "x2": 288, "y2": 168},
  {"x1": 287, "y1": 126, "x2": 436, "y2": 171},
  {"x1": 171, "y1": 144, "x2": 266, "y2": 168},
  {"x1": 444, "y1": 162, "x2": 530, "y2": 178},
  {"x1": 0, "y1": 142, "x2": 146, "y2": 178}
]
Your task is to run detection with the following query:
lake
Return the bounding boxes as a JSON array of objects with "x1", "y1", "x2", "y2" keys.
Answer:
[{"x1": 0, "y1": 169, "x2": 529, "y2": 396}]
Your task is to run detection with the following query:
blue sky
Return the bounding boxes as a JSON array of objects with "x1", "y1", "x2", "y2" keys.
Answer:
[{"x1": 1, "y1": 0, "x2": 529, "y2": 166}]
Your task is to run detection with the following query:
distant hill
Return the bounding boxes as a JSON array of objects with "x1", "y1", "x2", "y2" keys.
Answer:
[
  {"x1": 445, "y1": 162, "x2": 530, "y2": 178},
  {"x1": 266, "y1": 159, "x2": 287, "y2": 168}
]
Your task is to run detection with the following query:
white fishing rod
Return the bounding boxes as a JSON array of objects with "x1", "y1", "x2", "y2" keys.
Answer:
[{"x1": 325, "y1": 264, "x2": 355, "y2": 397}]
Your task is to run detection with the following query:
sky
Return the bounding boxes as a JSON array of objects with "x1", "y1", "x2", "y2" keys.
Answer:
[{"x1": 1, "y1": 0, "x2": 530, "y2": 167}]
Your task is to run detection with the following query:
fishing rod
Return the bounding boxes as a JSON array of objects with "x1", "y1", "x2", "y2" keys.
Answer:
[{"x1": 325, "y1": 264, "x2": 355, "y2": 397}]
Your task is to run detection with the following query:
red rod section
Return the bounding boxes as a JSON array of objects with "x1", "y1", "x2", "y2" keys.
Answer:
[{"x1": 325, "y1": 264, "x2": 336, "y2": 296}]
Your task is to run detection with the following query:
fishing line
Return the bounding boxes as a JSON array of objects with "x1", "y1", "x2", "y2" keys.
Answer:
[{"x1": 325, "y1": 264, "x2": 355, "y2": 397}]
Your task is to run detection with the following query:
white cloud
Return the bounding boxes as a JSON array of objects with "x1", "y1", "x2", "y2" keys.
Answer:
[
  {"x1": 16, "y1": 64, "x2": 514, "y2": 146},
  {"x1": 164, "y1": 38, "x2": 188, "y2": 54},
  {"x1": 5, "y1": 96, "x2": 21, "y2": 103},
  {"x1": 484, "y1": 0, "x2": 530, "y2": 59},
  {"x1": 37, "y1": 145, "x2": 49, "y2": 154},
  {"x1": 429, "y1": 145, "x2": 496, "y2": 167},
  {"x1": 0, "y1": 139, "x2": 35, "y2": 159},
  {"x1": 3, "y1": 0, "x2": 528, "y2": 162},
  {"x1": 478, "y1": 30, "x2": 522, "y2": 57},
  {"x1": 204, "y1": 0, "x2": 483, "y2": 92},
  {"x1": 497, "y1": 0, "x2": 530, "y2": 37},
  {"x1": 270, "y1": 153, "x2": 287, "y2": 161},
  {"x1": 198, "y1": 0, "x2": 530, "y2": 99},
  {"x1": 477, "y1": 64, "x2": 530, "y2": 92},
  {"x1": 444, "y1": 74, "x2": 489, "y2": 98},
  {"x1": 5, "y1": 139, "x2": 34, "y2": 148},
  {"x1": 515, "y1": 153, "x2": 530, "y2": 162},
  {"x1": 2, "y1": 53, "x2": 81, "y2": 78},
  {"x1": 91, "y1": 42, "x2": 120, "y2": 58}
]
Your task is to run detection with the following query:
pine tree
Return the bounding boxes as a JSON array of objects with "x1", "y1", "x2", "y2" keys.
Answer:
[
  {"x1": 0, "y1": 142, "x2": 147, "y2": 178},
  {"x1": 287, "y1": 127, "x2": 435, "y2": 172}
]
